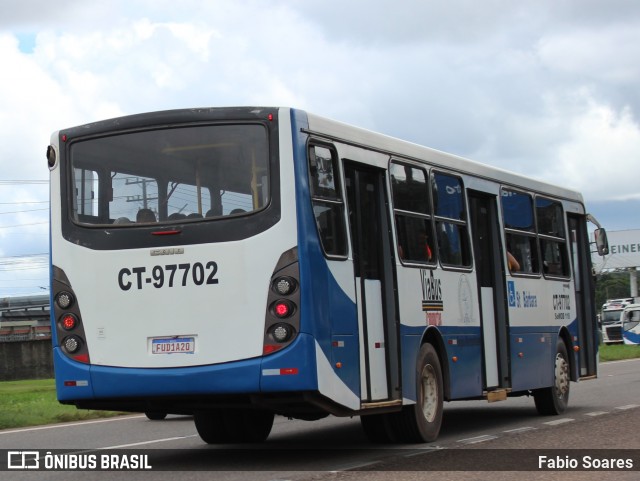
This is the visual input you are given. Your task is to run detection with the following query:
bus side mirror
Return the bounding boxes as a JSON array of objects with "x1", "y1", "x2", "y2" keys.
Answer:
[{"x1": 594, "y1": 228, "x2": 609, "y2": 256}]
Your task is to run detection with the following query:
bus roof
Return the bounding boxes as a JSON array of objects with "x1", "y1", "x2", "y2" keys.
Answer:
[{"x1": 304, "y1": 110, "x2": 585, "y2": 207}]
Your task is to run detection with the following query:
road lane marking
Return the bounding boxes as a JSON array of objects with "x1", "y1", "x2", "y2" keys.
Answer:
[
  {"x1": 543, "y1": 418, "x2": 574, "y2": 426},
  {"x1": 331, "y1": 460, "x2": 381, "y2": 471},
  {"x1": 585, "y1": 411, "x2": 608, "y2": 416},
  {"x1": 403, "y1": 447, "x2": 445, "y2": 458},
  {"x1": 457, "y1": 434, "x2": 498, "y2": 444},
  {"x1": 0, "y1": 414, "x2": 145, "y2": 435},
  {"x1": 615, "y1": 404, "x2": 639, "y2": 410},
  {"x1": 101, "y1": 435, "x2": 198, "y2": 449},
  {"x1": 503, "y1": 426, "x2": 536, "y2": 434}
]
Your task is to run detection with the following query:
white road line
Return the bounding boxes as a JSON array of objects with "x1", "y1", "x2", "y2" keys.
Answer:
[
  {"x1": 0, "y1": 414, "x2": 145, "y2": 435},
  {"x1": 503, "y1": 426, "x2": 536, "y2": 434},
  {"x1": 101, "y1": 435, "x2": 198, "y2": 449},
  {"x1": 543, "y1": 418, "x2": 574, "y2": 426},
  {"x1": 457, "y1": 434, "x2": 498, "y2": 444},
  {"x1": 615, "y1": 404, "x2": 640, "y2": 411},
  {"x1": 585, "y1": 411, "x2": 608, "y2": 416},
  {"x1": 331, "y1": 460, "x2": 381, "y2": 471},
  {"x1": 403, "y1": 447, "x2": 444, "y2": 457}
]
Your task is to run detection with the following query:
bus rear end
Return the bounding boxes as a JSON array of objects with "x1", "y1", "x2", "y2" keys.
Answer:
[{"x1": 48, "y1": 107, "x2": 315, "y2": 441}]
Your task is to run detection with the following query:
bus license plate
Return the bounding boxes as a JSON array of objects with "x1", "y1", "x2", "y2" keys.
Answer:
[{"x1": 151, "y1": 337, "x2": 195, "y2": 354}]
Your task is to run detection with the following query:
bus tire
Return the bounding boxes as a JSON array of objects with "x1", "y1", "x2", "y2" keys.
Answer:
[
  {"x1": 533, "y1": 339, "x2": 570, "y2": 415},
  {"x1": 393, "y1": 343, "x2": 443, "y2": 443},
  {"x1": 237, "y1": 409, "x2": 275, "y2": 442},
  {"x1": 194, "y1": 409, "x2": 274, "y2": 444}
]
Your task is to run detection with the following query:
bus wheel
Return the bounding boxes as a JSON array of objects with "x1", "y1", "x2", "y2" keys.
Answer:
[
  {"x1": 533, "y1": 339, "x2": 570, "y2": 415},
  {"x1": 194, "y1": 409, "x2": 274, "y2": 443},
  {"x1": 144, "y1": 412, "x2": 167, "y2": 421},
  {"x1": 392, "y1": 343, "x2": 443, "y2": 443}
]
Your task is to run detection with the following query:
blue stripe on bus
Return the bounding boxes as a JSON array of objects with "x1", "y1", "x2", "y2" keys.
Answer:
[
  {"x1": 624, "y1": 329, "x2": 640, "y2": 344},
  {"x1": 290, "y1": 109, "x2": 361, "y2": 401}
]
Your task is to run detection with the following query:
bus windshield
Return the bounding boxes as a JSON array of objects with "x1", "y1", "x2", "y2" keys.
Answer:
[{"x1": 69, "y1": 123, "x2": 269, "y2": 225}]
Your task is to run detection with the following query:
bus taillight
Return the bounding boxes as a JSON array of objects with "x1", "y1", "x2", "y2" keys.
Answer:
[
  {"x1": 263, "y1": 248, "x2": 301, "y2": 356},
  {"x1": 273, "y1": 276, "x2": 297, "y2": 296},
  {"x1": 272, "y1": 300, "x2": 294, "y2": 318},
  {"x1": 61, "y1": 313, "x2": 78, "y2": 330},
  {"x1": 63, "y1": 335, "x2": 82, "y2": 354},
  {"x1": 52, "y1": 267, "x2": 91, "y2": 364},
  {"x1": 271, "y1": 323, "x2": 294, "y2": 343},
  {"x1": 55, "y1": 291, "x2": 74, "y2": 309}
]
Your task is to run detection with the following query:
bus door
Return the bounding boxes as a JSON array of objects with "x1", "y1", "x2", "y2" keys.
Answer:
[
  {"x1": 568, "y1": 214, "x2": 598, "y2": 378},
  {"x1": 344, "y1": 161, "x2": 400, "y2": 402},
  {"x1": 468, "y1": 191, "x2": 511, "y2": 391}
]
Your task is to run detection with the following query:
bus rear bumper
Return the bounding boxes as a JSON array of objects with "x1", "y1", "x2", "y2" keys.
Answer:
[{"x1": 53, "y1": 334, "x2": 318, "y2": 403}]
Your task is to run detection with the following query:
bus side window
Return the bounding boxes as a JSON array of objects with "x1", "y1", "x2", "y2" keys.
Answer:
[
  {"x1": 308, "y1": 144, "x2": 348, "y2": 258},
  {"x1": 390, "y1": 162, "x2": 434, "y2": 265},
  {"x1": 432, "y1": 172, "x2": 472, "y2": 267},
  {"x1": 536, "y1": 197, "x2": 570, "y2": 277},
  {"x1": 502, "y1": 189, "x2": 539, "y2": 274}
]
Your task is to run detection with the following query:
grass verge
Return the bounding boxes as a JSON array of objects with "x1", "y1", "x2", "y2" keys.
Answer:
[
  {"x1": 0, "y1": 379, "x2": 123, "y2": 430},
  {"x1": 599, "y1": 343, "x2": 640, "y2": 362}
]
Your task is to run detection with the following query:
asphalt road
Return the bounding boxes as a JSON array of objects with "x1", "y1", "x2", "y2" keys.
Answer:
[{"x1": 1, "y1": 358, "x2": 639, "y2": 480}]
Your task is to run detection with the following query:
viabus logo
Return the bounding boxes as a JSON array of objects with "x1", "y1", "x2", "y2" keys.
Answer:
[{"x1": 7, "y1": 451, "x2": 40, "y2": 469}]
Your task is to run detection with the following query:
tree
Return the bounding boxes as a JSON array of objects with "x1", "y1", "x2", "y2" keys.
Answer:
[{"x1": 595, "y1": 271, "x2": 631, "y2": 307}]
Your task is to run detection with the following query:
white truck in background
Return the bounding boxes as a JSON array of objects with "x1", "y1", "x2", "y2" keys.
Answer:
[{"x1": 601, "y1": 298, "x2": 640, "y2": 344}]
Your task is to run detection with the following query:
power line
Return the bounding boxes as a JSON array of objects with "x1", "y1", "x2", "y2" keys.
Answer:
[
  {"x1": 0, "y1": 208, "x2": 49, "y2": 215},
  {"x1": 0, "y1": 180, "x2": 48, "y2": 185},
  {"x1": 0, "y1": 221, "x2": 48, "y2": 230}
]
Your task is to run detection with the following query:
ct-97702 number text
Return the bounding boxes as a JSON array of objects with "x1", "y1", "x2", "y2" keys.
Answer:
[{"x1": 118, "y1": 262, "x2": 219, "y2": 291}]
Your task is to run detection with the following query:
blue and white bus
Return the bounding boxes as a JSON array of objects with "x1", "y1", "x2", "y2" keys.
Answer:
[{"x1": 48, "y1": 107, "x2": 606, "y2": 443}]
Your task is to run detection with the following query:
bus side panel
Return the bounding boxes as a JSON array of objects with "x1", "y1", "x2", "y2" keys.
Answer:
[
  {"x1": 53, "y1": 348, "x2": 94, "y2": 401},
  {"x1": 260, "y1": 333, "x2": 319, "y2": 392},
  {"x1": 397, "y1": 266, "x2": 484, "y2": 402},
  {"x1": 399, "y1": 326, "x2": 483, "y2": 402},
  {"x1": 290, "y1": 109, "x2": 361, "y2": 409},
  {"x1": 399, "y1": 328, "x2": 422, "y2": 402},
  {"x1": 441, "y1": 329, "x2": 484, "y2": 399},
  {"x1": 509, "y1": 328, "x2": 554, "y2": 391}
]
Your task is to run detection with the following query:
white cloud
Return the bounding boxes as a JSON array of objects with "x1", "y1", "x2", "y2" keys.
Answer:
[
  {"x1": 0, "y1": 0, "x2": 640, "y2": 294},
  {"x1": 551, "y1": 98, "x2": 640, "y2": 201}
]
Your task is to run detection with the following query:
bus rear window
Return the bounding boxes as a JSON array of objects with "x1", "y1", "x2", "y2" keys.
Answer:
[{"x1": 69, "y1": 124, "x2": 269, "y2": 225}]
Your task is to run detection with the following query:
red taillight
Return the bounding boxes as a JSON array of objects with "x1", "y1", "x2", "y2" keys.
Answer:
[
  {"x1": 274, "y1": 301, "x2": 290, "y2": 317},
  {"x1": 61, "y1": 314, "x2": 77, "y2": 330},
  {"x1": 263, "y1": 344, "x2": 283, "y2": 355},
  {"x1": 73, "y1": 354, "x2": 90, "y2": 363}
]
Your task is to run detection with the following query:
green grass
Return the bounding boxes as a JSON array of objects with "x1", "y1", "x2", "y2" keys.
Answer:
[
  {"x1": 0, "y1": 379, "x2": 123, "y2": 430},
  {"x1": 599, "y1": 343, "x2": 640, "y2": 362}
]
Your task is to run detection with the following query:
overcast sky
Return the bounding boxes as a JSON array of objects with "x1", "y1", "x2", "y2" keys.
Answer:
[{"x1": 1, "y1": 0, "x2": 639, "y2": 297}]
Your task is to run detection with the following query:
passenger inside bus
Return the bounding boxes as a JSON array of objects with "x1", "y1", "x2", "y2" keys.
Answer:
[
  {"x1": 507, "y1": 251, "x2": 520, "y2": 272},
  {"x1": 136, "y1": 208, "x2": 157, "y2": 223}
]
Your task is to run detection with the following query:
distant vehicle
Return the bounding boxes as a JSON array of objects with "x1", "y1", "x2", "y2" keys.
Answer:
[
  {"x1": 601, "y1": 298, "x2": 636, "y2": 344},
  {"x1": 48, "y1": 106, "x2": 605, "y2": 444},
  {"x1": 621, "y1": 304, "x2": 640, "y2": 345}
]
